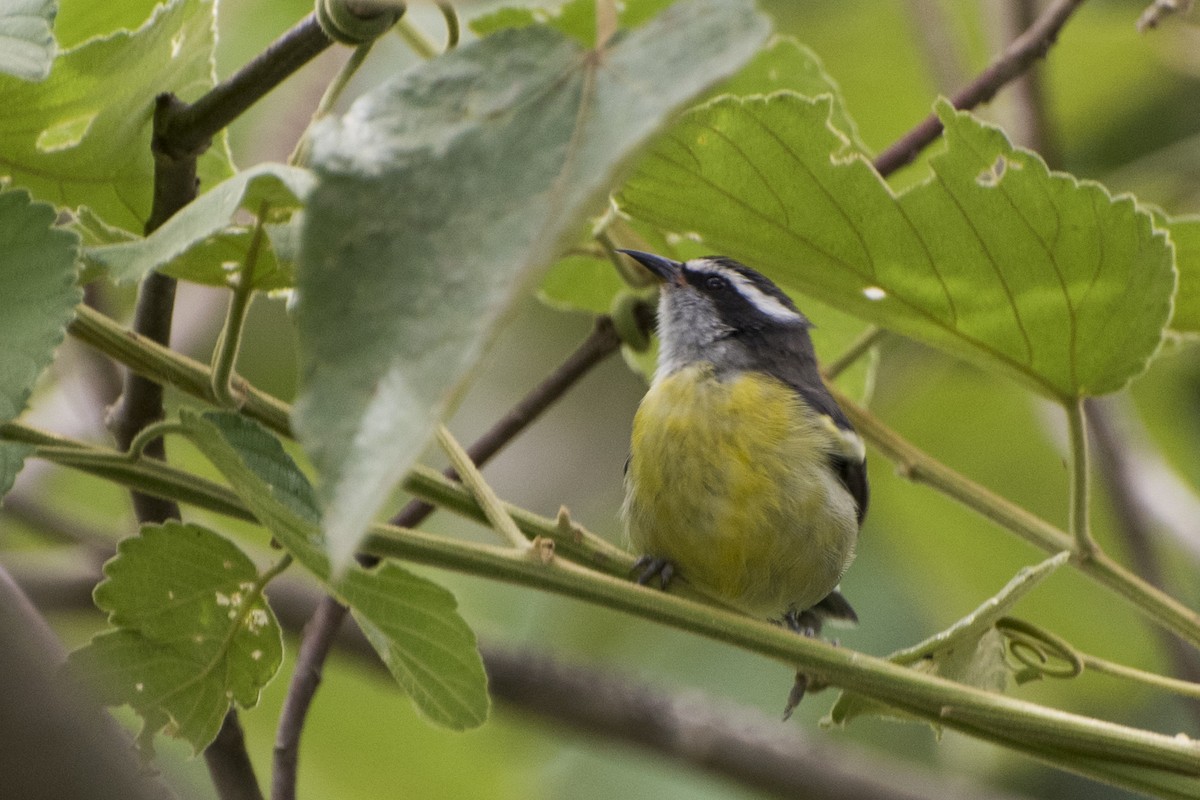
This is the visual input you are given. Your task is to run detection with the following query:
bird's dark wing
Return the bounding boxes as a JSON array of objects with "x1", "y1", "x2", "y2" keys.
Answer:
[
  {"x1": 832, "y1": 452, "x2": 869, "y2": 525},
  {"x1": 757, "y1": 328, "x2": 870, "y2": 525}
]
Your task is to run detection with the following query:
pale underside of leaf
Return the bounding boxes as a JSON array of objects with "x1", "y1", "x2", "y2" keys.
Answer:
[
  {"x1": 295, "y1": 0, "x2": 771, "y2": 573},
  {"x1": 0, "y1": 0, "x2": 57, "y2": 81},
  {"x1": 0, "y1": 189, "x2": 80, "y2": 503},
  {"x1": 82, "y1": 163, "x2": 313, "y2": 287}
]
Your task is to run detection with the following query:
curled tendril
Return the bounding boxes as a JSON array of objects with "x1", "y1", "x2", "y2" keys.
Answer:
[
  {"x1": 317, "y1": 0, "x2": 406, "y2": 46},
  {"x1": 996, "y1": 617, "x2": 1083, "y2": 684},
  {"x1": 437, "y1": 2, "x2": 460, "y2": 50}
]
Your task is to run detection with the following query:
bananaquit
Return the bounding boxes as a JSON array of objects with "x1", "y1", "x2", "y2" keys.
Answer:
[{"x1": 619, "y1": 250, "x2": 868, "y2": 650}]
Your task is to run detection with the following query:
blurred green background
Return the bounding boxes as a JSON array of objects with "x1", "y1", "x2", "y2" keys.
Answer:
[{"x1": 7, "y1": 1, "x2": 1200, "y2": 798}]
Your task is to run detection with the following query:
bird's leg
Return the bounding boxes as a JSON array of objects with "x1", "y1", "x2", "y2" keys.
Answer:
[
  {"x1": 632, "y1": 555, "x2": 675, "y2": 589},
  {"x1": 780, "y1": 608, "x2": 826, "y2": 721}
]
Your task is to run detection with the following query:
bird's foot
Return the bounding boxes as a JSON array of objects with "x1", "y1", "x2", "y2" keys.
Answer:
[
  {"x1": 779, "y1": 608, "x2": 825, "y2": 720},
  {"x1": 632, "y1": 555, "x2": 675, "y2": 590}
]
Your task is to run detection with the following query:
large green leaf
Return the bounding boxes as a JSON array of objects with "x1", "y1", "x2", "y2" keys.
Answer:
[
  {"x1": 179, "y1": 410, "x2": 491, "y2": 730},
  {"x1": 468, "y1": 0, "x2": 675, "y2": 46},
  {"x1": 1157, "y1": 214, "x2": 1200, "y2": 335},
  {"x1": 537, "y1": 37, "x2": 874, "y2": 397},
  {"x1": 621, "y1": 97, "x2": 1176, "y2": 401},
  {"x1": 296, "y1": 0, "x2": 770, "y2": 572},
  {"x1": 0, "y1": 189, "x2": 80, "y2": 503},
  {"x1": 82, "y1": 163, "x2": 313, "y2": 288},
  {"x1": 0, "y1": 0, "x2": 56, "y2": 81},
  {"x1": 0, "y1": 0, "x2": 232, "y2": 232},
  {"x1": 67, "y1": 521, "x2": 284, "y2": 753}
]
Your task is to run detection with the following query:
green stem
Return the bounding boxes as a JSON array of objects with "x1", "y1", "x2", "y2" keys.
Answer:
[
  {"x1": 66, "y1": 304, "x2": 1200, "y2": 650},
  {"x1": 126, "y1": 420, "x2": 188, "y2": 461},
  {"x1": 435, "y1": 425, "x2": 528, "y2": 550},
  {"x1": 822, "y1": 325, "x2": 885, "y2": 381},
  {"x1": 68, "y1": 305, "x2": 292, "y2": 437},
  {"x1": 289, "y1": 41, "x2": 375, "y2": 166},
  {"x1": 436, "y1": 2, "x2": 459, "y2": 49},
  {"x1": 211, "y1": 204, "x2": 268, "y2": 409},
  {"x1": 2, "y1": 422, "x2": 253, "y2": 523},
  {"x1": 396, "y1": 17, "x2": 438, "y2": 59},
  {"x1": 1084, "y1": 654, "x2": 1200, "y2": 701},
  {"x1": 358, "y1": 527, "x2": 1200, "y2": 783},
  {"x1": 831, "y1": 386, "x2": 1200, "y2": 650},
  {"x1": 1067, "y1": 398, "x2": 1097, "y2": 557},
  {"x1": 7, "y1": 424, "x2": 1200, "y2": 787}
]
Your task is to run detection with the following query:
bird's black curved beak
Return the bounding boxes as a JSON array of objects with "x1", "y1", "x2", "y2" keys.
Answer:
[{"x1": 618, "y1": 249, "x2": 684, "y2": 285}]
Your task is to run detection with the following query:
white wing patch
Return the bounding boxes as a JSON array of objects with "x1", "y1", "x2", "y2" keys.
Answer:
[
  {"x1": 819, "y1": 414, "x2": 867, "y2": 462},
  {"x1": 693, "y1": 259, "x2": 804, "y2": 323}
]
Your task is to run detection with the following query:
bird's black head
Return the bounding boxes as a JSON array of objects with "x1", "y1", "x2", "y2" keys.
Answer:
[{"x1": 619, "y1": 250, "x2": 809, "y2": 334}]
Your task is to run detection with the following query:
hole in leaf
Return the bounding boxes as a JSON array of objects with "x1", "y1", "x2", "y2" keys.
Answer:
[
  {"x1": 36, "y1": 113, "x2": 97, "y2": 153},
  {"x1": 976, "y1": 155, "x2": 1008, "y2": 187},
  {"x1": 863, "y1": 285, "x2": 887, "y2": 301}
]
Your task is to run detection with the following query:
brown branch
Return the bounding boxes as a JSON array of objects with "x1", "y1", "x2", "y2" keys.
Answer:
[
  {"x1": 1086, "y1": 398, "x2": 1200, "y2": 724},
  {"x1": 984, "y1": 0, "x2": 1060, "y2": 162},
  {"x1": 155, "y1": 14, "x2": 333, "y2": 160},
  {"x1": 206, "y1": 712, "x2": 265, "y2": 800},
  {"x1": 873, "y1": 0, "x2": 1087, "y2": 177},
  {"x1": 482, "y1": 647, "x2": 1031, "y2": 800},
  {"x1": 272, "y1": 314, "x2": 629, "y2": 800},
  {"x1": 272, "y1": 595, "x2": 346, "y2": 800},
  {"x1": 10, "y1": 563, "x2": 1028, "y2": 800},
  {"x1": 0, "y1": 563, "x2": 179, "y2": 800}
]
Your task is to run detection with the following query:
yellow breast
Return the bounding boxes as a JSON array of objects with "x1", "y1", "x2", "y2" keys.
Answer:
[{"x1": 623, "y1": 365, "x2": 857, "y2": 617}]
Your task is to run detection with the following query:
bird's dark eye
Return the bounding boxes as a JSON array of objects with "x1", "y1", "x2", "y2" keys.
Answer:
[{"x1": 705, "y1": 275, "x2": 727, "y2": 291}]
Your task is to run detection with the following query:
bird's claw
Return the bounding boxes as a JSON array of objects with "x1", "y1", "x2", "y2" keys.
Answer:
[{"x1": 632, "y1": 555, "x2": 675, "y2": 590}]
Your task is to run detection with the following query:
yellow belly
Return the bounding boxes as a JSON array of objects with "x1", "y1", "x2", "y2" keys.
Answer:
[{"x1": 623, "y1": 365, "x2": 857, "y2": 617}]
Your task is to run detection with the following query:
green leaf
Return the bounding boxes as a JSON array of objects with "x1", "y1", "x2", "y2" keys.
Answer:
[
  {"x1": 538, "y1": 254, "x2": 625, "y2": 316},
  {"x1": 0, "y1": 189, "x2": 80, "y2": 502},
  {"x1": 67, "y1": 521, "x2": 283, "y2": 753},
  {"x1": 296, "y1": 0, "x2": 770, "y2": 573},
  {"x1": 82, "y1": 164, "x2": 314, "y2": 288},
  {"x1": 469, "y1": 0, "x2": 596, "y2": 45},
  {"x1": 468, "y1": 0, "x2": 675, "y2": 46},
  {"x1": 621, "y1": 97, "x2": 1176, "y2": 401},
  {"x1": 0, "y1": 0, "x2": 56, "y2": 81},
  {"x1": 0, "y1": 442, "x2": 32, "y2": 502},
  {"x1": 714, "y1": 36, "x2": 864, "y2": 151},
  {"x1": 179, "y1": 410, "x2": 491, "y2": 730},
  {"x1": 296, "y1": 0, "x2": 772, "y2": 575},
  {"x1": 0, "y1": 0, "x2": 233, "y2": 232},
  {"x1": 1155, "y1": 213, "x2": 1200, "y2": 336},
  {"x1": 825, "y1": 553, "x2": 1068, "y2": 727}
]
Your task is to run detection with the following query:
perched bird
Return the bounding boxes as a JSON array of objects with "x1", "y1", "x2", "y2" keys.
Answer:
[{"x1": 619, "y1": 250, "x2": 868, "y2": 712}]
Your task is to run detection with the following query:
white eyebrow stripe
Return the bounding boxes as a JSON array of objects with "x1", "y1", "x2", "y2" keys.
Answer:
[{"x1": 700, "y1": 262, "x2": 803, "y2": 322}]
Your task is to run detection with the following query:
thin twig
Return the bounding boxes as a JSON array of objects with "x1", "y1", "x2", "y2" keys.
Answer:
[
  {"x1": 390, "y1": 315, "x2": 623, "y2": 529},
  {"x1": 156, "y1": 15, "x2": 333, "y2": 160},
  {"x1": 272, "y1": 596, "x2": 347, "y2": 800},
  {"x1": 873, "y1": 0, "x2": 1087, "y2": 177},
  {"x1": 205, "y1": 712, "x2": 265, "y2": 800},
  {"x1": 984, "y1": 0, "x2": 1060, "y2": 161}
]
